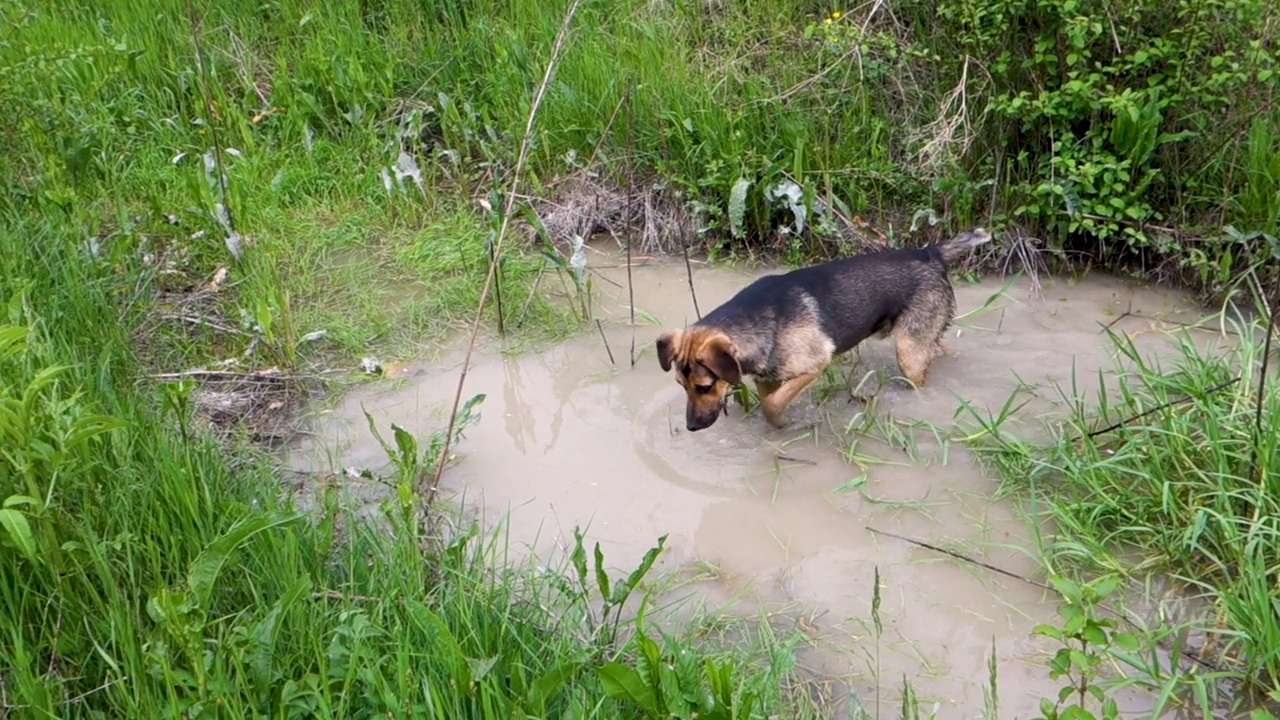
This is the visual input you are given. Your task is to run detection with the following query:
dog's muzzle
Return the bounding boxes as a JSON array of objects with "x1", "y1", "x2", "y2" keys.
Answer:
[{"x1": 686, "y1": 409, "x2": 720, "y2": 432}]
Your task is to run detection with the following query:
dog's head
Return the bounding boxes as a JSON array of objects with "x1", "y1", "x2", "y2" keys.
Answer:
[{"x1": 656, "y1": 328, "x2": 742, "y2": 432}]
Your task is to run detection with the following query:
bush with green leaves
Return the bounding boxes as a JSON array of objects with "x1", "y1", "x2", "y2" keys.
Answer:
[{"x1": 933, "y1": 0, "x2": 1280, "y2": 282}]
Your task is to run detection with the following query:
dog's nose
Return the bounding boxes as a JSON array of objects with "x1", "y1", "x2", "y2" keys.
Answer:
[{"x1": 686, "y1": 415, "x2": 715, "y2": 432}]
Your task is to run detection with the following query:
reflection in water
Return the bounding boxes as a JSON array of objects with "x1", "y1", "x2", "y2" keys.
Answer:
[{"x1": 502, "y1": 355, "x2": 533, "y2": 455}]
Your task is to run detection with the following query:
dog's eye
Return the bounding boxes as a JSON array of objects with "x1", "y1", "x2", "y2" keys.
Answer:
[{"x1": 695, "y1": 384, "x2": 714, "y2": 394}]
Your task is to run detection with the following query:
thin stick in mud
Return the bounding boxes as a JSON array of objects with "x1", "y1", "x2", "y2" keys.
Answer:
[
  {"x1": 625, "y1": 80, "x2": 637, "y2": 367},
  {"x1": 595, "y1": 319, "x2": 616, "y2": 365},
  {"x1": 680, "y1": 209, "x2": 701, "y2": 320},
  {"x1": 655, "y1": 104, "x2": 701, "y2": 320},
  {"x1": 868, "y1": 528, "x2": 1227, "y2": 675},
  {"x1": 865, "y1": 525, "x2": 1049, "y2": 590},
  {"x1": 489, "y1": 237, "x2": 505, "y2": 336},
  {"x1": 515, "y1": 265, "x2": 545, "y2": 330},
  {"x1": 430, "y1": 0, "x2": 582, "y2": 497},
  {"x1": 1083, "y1": 376, "x2": 1240, "y2": 440}
]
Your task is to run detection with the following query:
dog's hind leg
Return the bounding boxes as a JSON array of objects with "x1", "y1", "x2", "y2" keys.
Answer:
[
  {"x1": 756, "y1": 372, "x2": 822, "y2": 428},
  {"x1": 894, "y1": 332, "x2": 935, "y2": 388},
  {"x1": 895, "y1": 280, "x2": 954, "y2": 388}
]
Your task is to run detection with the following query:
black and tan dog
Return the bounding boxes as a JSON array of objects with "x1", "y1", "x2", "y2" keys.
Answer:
[{"x1": 656, "y1": 228, "x2": 992, "y2": 431}]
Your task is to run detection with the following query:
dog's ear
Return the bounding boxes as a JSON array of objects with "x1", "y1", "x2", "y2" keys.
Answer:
[
  {"x1": 656, "y1": 330, "x2": 682, "y2": 372},
  {"x1": 702, "y1": 334, "x2": 742, "y2": 386}
]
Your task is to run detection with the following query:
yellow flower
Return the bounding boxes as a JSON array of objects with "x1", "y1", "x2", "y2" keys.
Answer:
[
  {"x1": 832, "y1": 10, "x2": 842, "y2": 19},
  {"x1": 823, "y1": 17, "x2": 832, "y2": 25}
]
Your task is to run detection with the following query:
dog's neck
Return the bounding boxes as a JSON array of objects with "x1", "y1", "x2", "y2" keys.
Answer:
[{"x1": 691, "y1": 319, "x2": 768, "y2": 381}]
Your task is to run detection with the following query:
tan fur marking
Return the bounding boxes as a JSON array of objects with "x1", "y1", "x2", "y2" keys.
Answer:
[
  {"x1": 775, "y1": 325, "x2": 835, "y2": 379},
  {"x1": 774, "y1": 297, "x2": 836, "y2": 380},
  {"x1": 757, "y1": 371, "x2": 824, "y2": 428},
  {"x1": 894, "y1": 333, "x2": 933, "y2": 388}
]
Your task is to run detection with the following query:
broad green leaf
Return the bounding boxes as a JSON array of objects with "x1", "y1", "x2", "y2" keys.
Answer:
[
  {"x1": 597, "y1": 661, "x2": 659, "y2": 716},
  {"x1": 0, "y1": 508, "x2": 36, "y2": 562},
  {"x1": 593, "y1": 541, "x2": 610, "y2": 602},
  {"x1": 528, "y1": 660, "x2": 581, "y2": 708},
  {"x1": 405, "y1": 600, "x2": 469, "y2": 689},
  {"x1": 188, "y1": 511, "x2": 302, "y2": 608},
  {"x1": 0, "y1": 325, "x2": 28, "y2": 359}
]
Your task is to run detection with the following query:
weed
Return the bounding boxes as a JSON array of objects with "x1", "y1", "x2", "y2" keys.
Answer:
[
  {"x1": 960, "y1": 307, "x2": 1280, "y2": 700},
  {"x1": 1030, "y1": 575, "x2": 1139, "y2": 720}
]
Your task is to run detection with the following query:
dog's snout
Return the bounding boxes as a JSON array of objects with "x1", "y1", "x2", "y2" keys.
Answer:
[{"x1": 686, "y1": 411, "x2": 719, "y2": 432}]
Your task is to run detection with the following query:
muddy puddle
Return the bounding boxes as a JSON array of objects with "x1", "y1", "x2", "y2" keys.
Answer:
[{"x1": 287, "y1": 243, "x2": 1233, "y2": 718}]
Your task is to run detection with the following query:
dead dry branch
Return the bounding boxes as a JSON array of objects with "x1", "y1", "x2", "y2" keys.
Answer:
[
  {"x1": 997, "y1": 226, "x2": 1048, "y2": 298},
  {"x1": 133, "y1": 266, "x2": 241, "y2": 354},
  {"x1": 135, "y1": 266, "x2": 317, "y2": 445},
  {"x1": 912, "y1": 56, "x2": 982, "y2": 177},
  {"x1": 525, "y1": 172, "x2": 691, "y2": 256},
  {"x1": 152, "y1": 367, "x2": 314, "y2": 443}
]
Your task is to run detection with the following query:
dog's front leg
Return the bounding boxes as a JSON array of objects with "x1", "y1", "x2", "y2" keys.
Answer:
[{"x1": 756, "y1": 372, "x2": 822, "y2": 428}]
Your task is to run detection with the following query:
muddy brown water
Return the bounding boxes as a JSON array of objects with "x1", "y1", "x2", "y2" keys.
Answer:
[{"x1": 287, "y1": 244, "x2": 1231, "y2": 718}]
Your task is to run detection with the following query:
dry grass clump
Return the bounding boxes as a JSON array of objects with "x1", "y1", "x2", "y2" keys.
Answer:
[
  {"x1": 526, "y1": 172, "x2": 692, "y2": 255},
  {"x1": 154, "y1": 368, "x2": 311, "y2": 444},
  {"x1": 134, "y1": 266, "x2": 316, "y2": 445}
]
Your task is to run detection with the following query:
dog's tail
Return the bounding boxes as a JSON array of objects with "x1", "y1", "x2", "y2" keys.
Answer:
[{"x1": 933, "y1": 227, "x2": 993, "y2": 266}]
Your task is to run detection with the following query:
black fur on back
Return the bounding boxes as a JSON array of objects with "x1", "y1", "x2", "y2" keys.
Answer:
[
  {"x1": 688, "y1": 228, "x2": 998, "y2": 381},
  {"x1": 699, "y1": 245, "x2": 944, "y2": 347}
]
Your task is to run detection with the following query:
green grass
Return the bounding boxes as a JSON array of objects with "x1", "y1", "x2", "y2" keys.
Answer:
[
  {"x1": 5, "y1": 0, "x2": 1280, "y2": 717},
  {"x1": 959, "y1": 311, "x2": 1280, "y2": 709},
  {"x1": 5, "y1": 0, "x2": 1279, "y2": 320},
  {"x1": 0, "y1": 217, "x2": 836, "y2": 717}
]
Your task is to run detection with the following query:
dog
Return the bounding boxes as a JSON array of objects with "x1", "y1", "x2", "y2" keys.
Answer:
[{"x1": 656, "y1": 228, "x2": 992, "y2": 431}]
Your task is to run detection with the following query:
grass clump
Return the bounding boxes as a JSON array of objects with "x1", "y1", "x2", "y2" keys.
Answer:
[{"x1": 961, "y1": 311, "x2": 1280, "y2": 705}]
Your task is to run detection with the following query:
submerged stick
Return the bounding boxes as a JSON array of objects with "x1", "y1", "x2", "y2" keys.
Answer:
[
  {"x1": 1096, "y1": 309, "x2": 1132, "y2": 333},
  {"x1": 595, "y1": 319, "x2": 616, "y2": 365},
  {"x1": 867, "y1": 526, "x2": 1223, "y2": 673},
  {"x1": 431, "y1": 0, "x2": 582, "y2": 498},
  {"x1": 866, "y1": 526, "x2": 1049, "y2": 589},
  {"x1": 1084, "y1": 376, "x2": 1240, "y2": 440}
]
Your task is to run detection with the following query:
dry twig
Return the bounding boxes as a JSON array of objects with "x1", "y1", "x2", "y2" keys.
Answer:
[{"x1": 430, "y1": 0, "x2": 583, "y2": 499}]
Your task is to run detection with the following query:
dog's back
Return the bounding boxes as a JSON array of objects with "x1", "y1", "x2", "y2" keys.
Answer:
[
  {"x1": 803, "y1": 247, "x2": 948, "y2": 353},
  {"x1": 701, "y1": 230, "x2": 990, "y2": 358}
]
